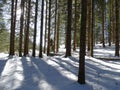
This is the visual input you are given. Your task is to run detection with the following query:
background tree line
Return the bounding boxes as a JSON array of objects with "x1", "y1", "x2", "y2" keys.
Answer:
[{"x1": 0, "y1": 0, "x2": 119, "y2": 57}]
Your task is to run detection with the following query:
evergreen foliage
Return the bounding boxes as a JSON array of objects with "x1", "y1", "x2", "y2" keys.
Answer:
[{"x1": 0, "y1": 29, "x2": 9, "y2": 52}]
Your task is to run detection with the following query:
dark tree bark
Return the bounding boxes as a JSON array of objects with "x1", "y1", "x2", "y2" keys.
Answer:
[
  {"x1": 9, "y1": 0, "x2": 14, "y2": 56},
  {"x1": 87, "y1": 0, "x2": 91, "y2": 52},
  {"x1": 24, "y1": 0, "x2": 31, "y2": 56},
  {"x1": 56, "y1": 9, "x2": 60, "y2": 53},
  {"x1": 108, "y1": 0, "x2": 112, "y2": 47},
  {"x1": 111, "y1": 1, "x2": 115, "y2": 44},
  {"x1": 53, "y1": 0, "x2": 57, "y2": 53},
  {"x1": 9, "y1": 0, "x2": 17, "y2": 56},
  {"x1": 65, "y1": 0, "x2": 72, "y2": 57},
  {"x1": 19, "y1": 0, "x2": 25, "y2": 57},
  {"x1": 101, "y1": 0, "x2": 105, "y2": 48},
  {"x1": 90, "y1": 0, "x2": 94, "y2": 57},
  {"x1": 39, "y1": 0, "x2": 45, "y2": 57},
  {"x1": 32, "y1": 0, "x2": 38, "y2": 57},
  {"x1": 115, "y1": 0, "x2": 119, "y2": 56},
  {"x1": 73, "y1": 0, "x2": 77, "y2": 51},
  {"x1": 78, "y1": 0, "x2": 87, "y2": 84},
  {"x1": 47, "y1": 0, "x2": 51, "y2": 56}
]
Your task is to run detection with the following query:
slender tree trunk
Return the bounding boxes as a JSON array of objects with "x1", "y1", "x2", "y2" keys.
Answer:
[
  {"x1": 108, "y1": 1, "x2": 112, "y2": 46},
  {"x1": 87, "y1": 0, "x2": 91, "y2": 52},
  {"x1": 47, "y1": 0, "x2": 51, "y2": 56},
  {"x1": 90, "y1": 0, "x2": 94, "y2": 57},
  {"x1": 39, "y1": 0, "x2": 45, "y2": 57},
  {"x1": 56, "y1": 7, "x2": 60, "y2": 53},
  {"x1": 78, "y1": 0, "x2": 87, "y2": 84},
  {"x1": 112, "y1": 1, "x2": 115, "y2": 44},
  {"x1": 19, "y1": 0, "x2": 25, "y2": 57},
  {"x1": 73, "y1": 0, "x2": 77, "y2": 51},
  {"x1": 101, "y1": 0, "x2": 105, "y2": 48},
  {"x1": 115, "y1": 0, "x2": 119, "y2": 56},
  {"x1": 24, "y1": 0, "x2": 31, "y2": 56},
  {"x1": 53, "y1": 0, "x2": 57, "y2": 53},
  {"x1": 32, "y1": 0, "x2": 38, "y2": 57},
  {"x1": 44, "y1": 0, "x2": 48, "y2": 53},
  {"x1": 9, "y1": 0, "x2": 17, "y2": 55},
  {"x1": 65, "y1": 0, "x2": 72, "y2": 57},
  {"x1": 9, "y1": 0, "x2": 15, "y2": 56},
  {"x1": 56, "y1": 0, "x2": 60, "y2": 53},
  {"x1": 112, "y1": 19, "x2": 115, "y2": 44}
]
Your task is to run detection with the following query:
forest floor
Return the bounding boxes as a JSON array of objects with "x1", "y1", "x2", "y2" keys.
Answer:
[{"x1": 0, "y1": 44, "x2": 120, "y2": 90}]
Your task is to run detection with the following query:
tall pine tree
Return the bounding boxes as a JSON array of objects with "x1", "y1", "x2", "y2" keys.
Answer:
[
  {"x1": 39, "y1": 0, "x2": 44, "y2": 57},
  {"x1": 65, "y1": 0, "x2": 72, "y2": 57},
  {"x1": 78, "y1": 0, "x2": 87, "y2": 84}
]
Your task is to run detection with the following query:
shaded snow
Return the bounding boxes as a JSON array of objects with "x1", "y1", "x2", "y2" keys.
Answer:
[
  {"x1": 0, "y1": 45, "x2": 120, "y2": 90},
  {"x1": 0, "y1": 56, "x2": 92, "y2": 90},
  {"x1": 93, "y1": 44, "x2": 119, "y2": 58}
]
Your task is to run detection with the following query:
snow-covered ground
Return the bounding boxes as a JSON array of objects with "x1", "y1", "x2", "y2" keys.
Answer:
[
  {"x1": 93, "y1": 44, "x2": 120, "y2": 59},
  {"x1": 0, "y1": 45, "x2": 120, "y2": 90}
]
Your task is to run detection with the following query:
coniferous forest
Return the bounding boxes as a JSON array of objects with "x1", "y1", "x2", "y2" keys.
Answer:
[{"x1": 0, "y1": 0, "x2": 120, "y2": 90}]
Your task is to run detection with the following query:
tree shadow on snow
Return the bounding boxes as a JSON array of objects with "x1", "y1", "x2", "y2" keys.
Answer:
[
  {"x1": 0, "y1": 56, "x2": 10, "y2": 76},
  {"x1": 85, "y1": 58, "x2": 120, "y2": 90},
  {"x1": 16, "y1": 57, "x2": 92, "y2": 90}
]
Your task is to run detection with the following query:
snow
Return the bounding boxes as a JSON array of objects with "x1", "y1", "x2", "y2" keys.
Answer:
[
  {"x1": 94, "y1": 44, "x2": 116, "y2": 57},
  {"x1": 0, "y1": 45, "x2": 120, "y2": 90}
]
